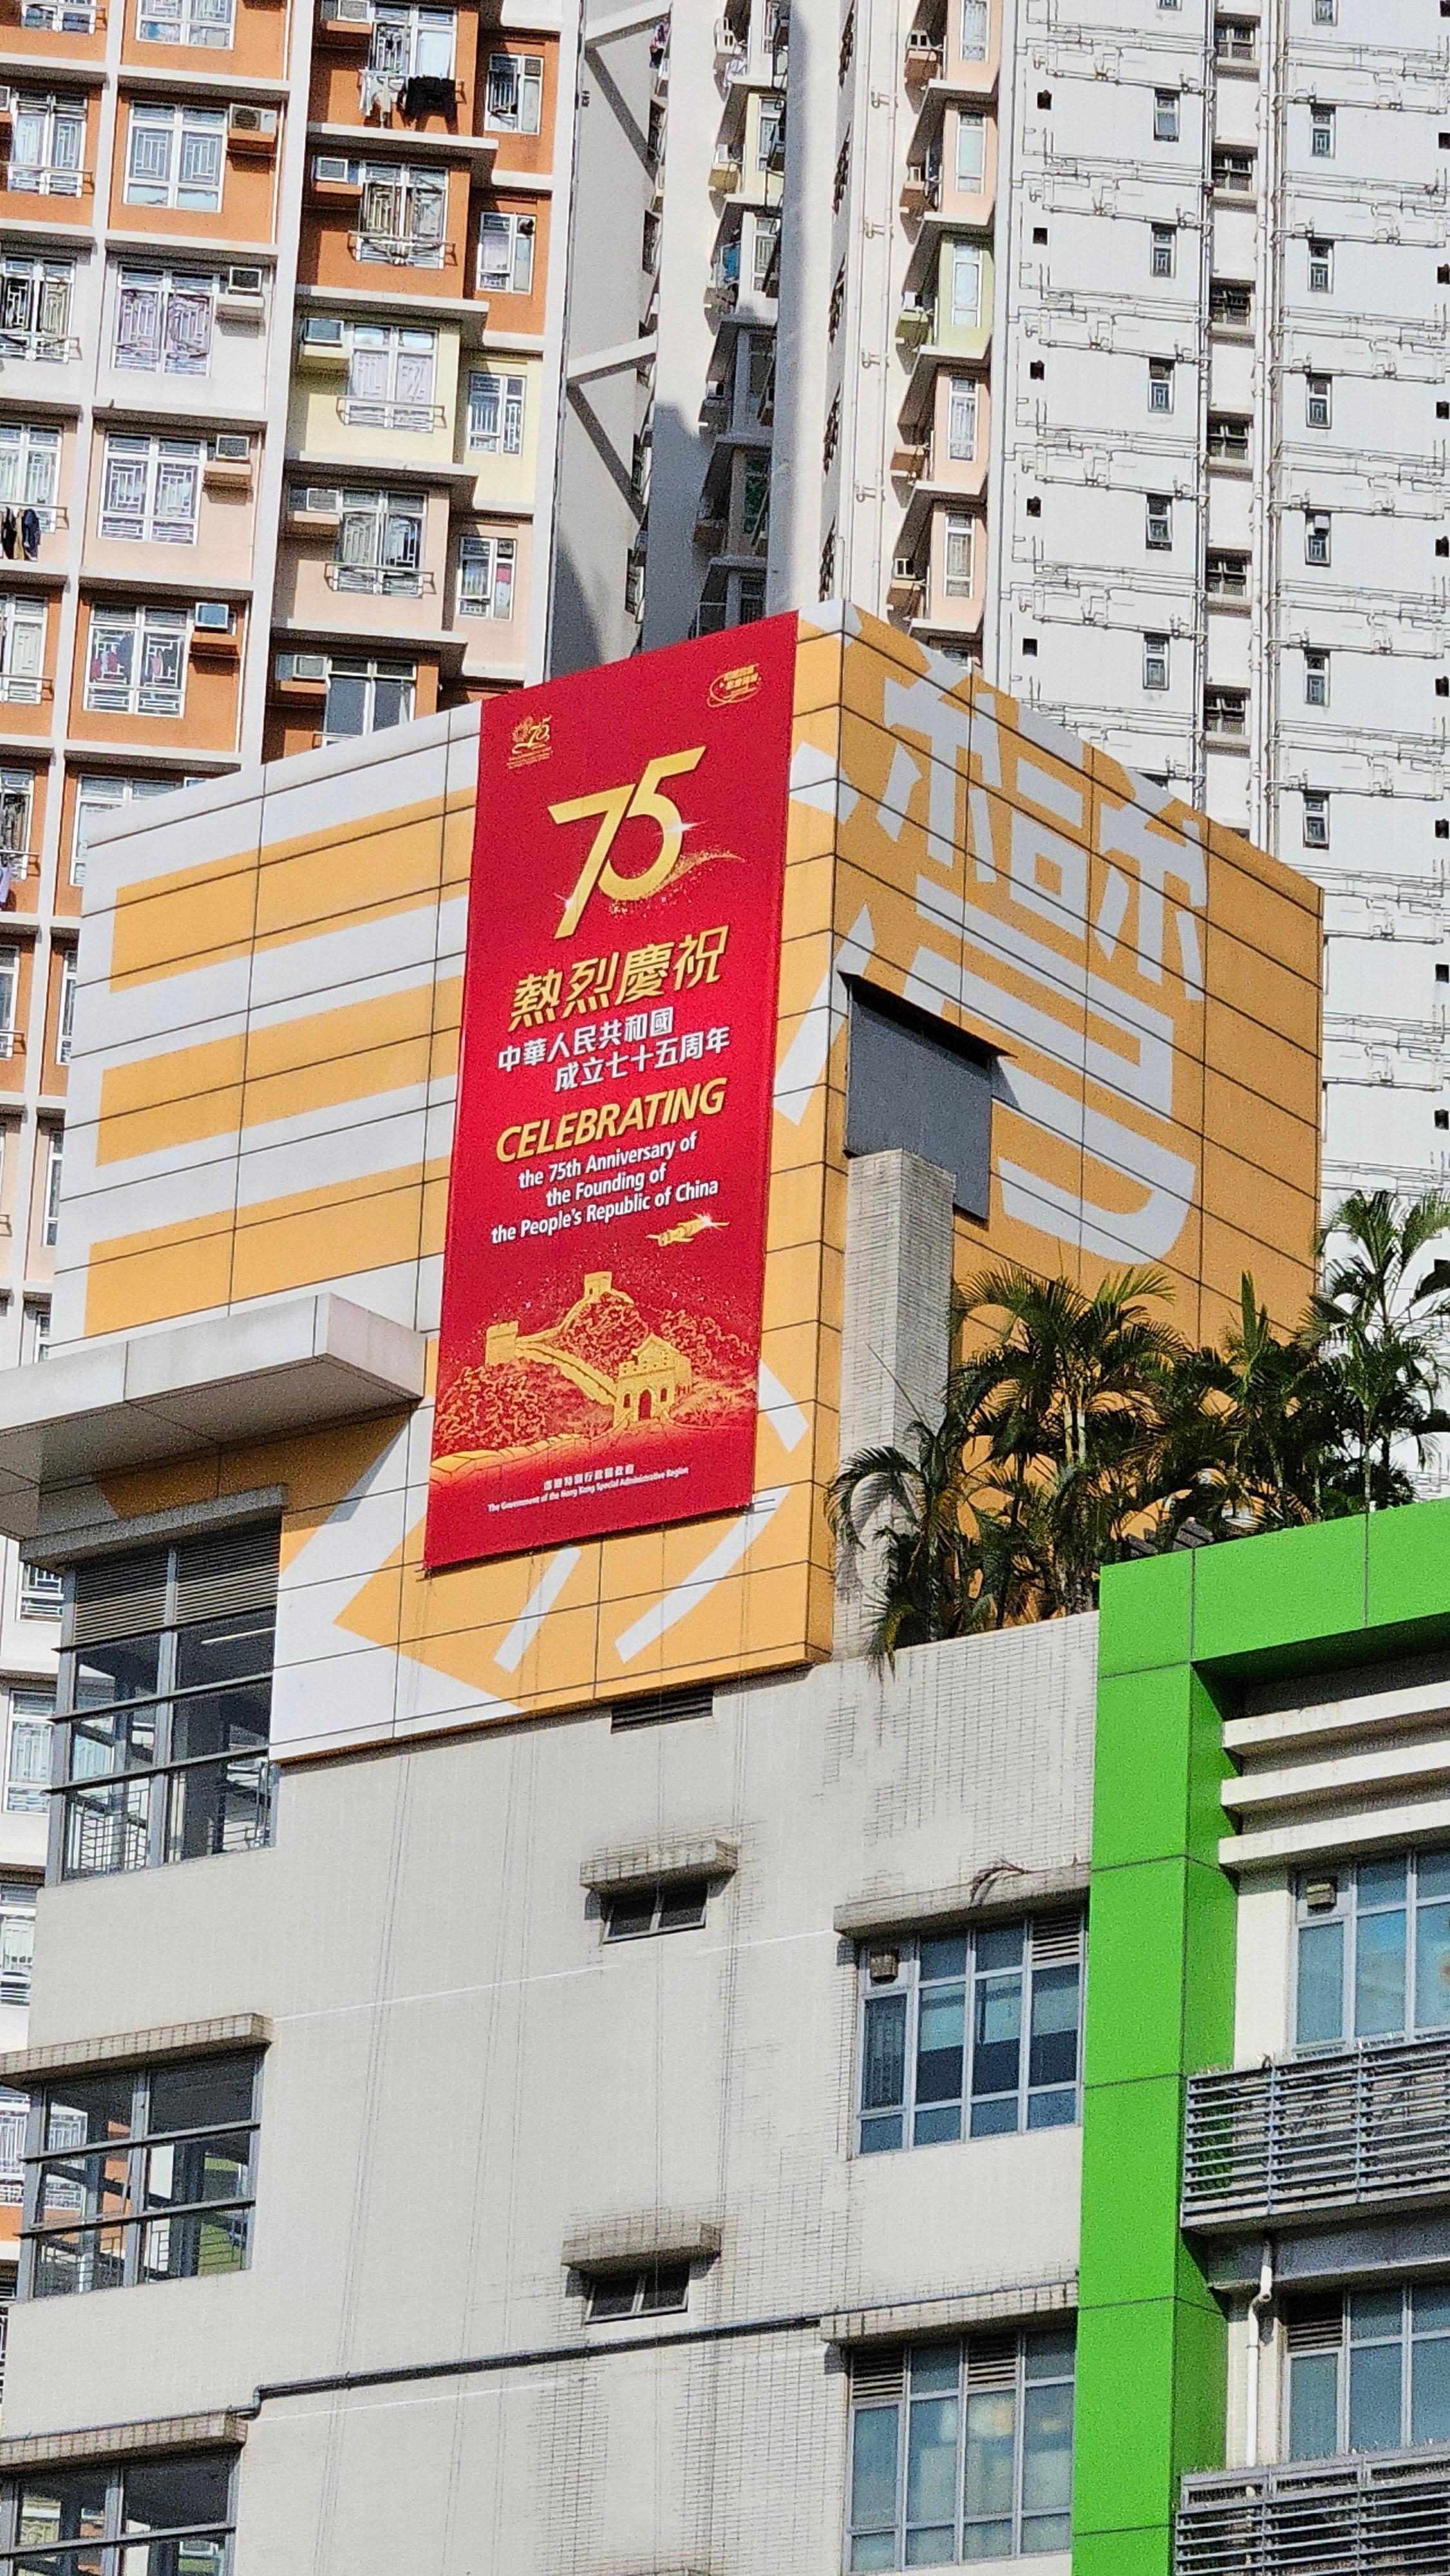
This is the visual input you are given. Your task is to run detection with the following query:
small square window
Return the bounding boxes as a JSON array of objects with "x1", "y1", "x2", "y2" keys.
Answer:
[
  {"x1": 1438, "y1": 678, "x2": 1450, "y2": 698},
  {"x1": 1436, "y1": 1110, "x2": 1449, "y2": 1131},
  {"x1": 1032, "y1": 224, "x2": 1048, "y2": 244},
  {"x1": 1436, "y1": 963, "x2": 1449, "y2": 983},
  {"x1": 1438, "y1": 820, "x2": 1450, "y2": 839},
  {"x1": 1438, "y1": 403, "x2": 1449, "y2": 421},
  {"x1": 585, "y1": 2262, "x2": 691, "y2": 2321},
  {"x1": 1441, "y1": 265, "x2": 1450, "y2": 283},
  {"x1": 1438, "y1": 538, "x2": 1450, "y2": 558},
  {"x1": 1313, "y1": 0, "x2": 1335, "y2": 18},
  {"x1": 1028, "y1": 359, "x2": 1045, "y2": 380},
  {"x1": 1036, "y1": 90, "x2": 1051, "y2": 110},
  {"x1": 602, "y1": 1875, "x2": 710, "y2": 1940},
  {"x1": 1021, "y1": 637, "x2": 1037, "y2": 656},
  {"x1": 1026, "y1": 495, "x2": 1041, "y2": 516}
]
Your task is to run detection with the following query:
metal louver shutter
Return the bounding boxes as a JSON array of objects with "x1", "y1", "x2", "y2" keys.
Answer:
[
  {"x1": 1030, "y1": 1917, "x2": 1082, "y2": 1967},
  {"x1": 1285, "y1": 2295, "x2": 1342, "y2": 2353},
  {"x1": 965, "y1": 2333, "x2": 1017, "y2": 2389},
  {"x1": 850, "y1": 2346, "x2": 907, "y2": 2403},
  {"x1": 173, "y1": 1524, "x2": 279, "y2": 1629},
  {"x1": 70, "y1": 1548, "x2": 168, "y2": 1648}
]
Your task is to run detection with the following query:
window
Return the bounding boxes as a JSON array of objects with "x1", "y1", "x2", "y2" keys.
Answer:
[
  {"x1": 1145, "y1": 493, "x2": 1172, "y2": 549},
  {"x1": 822, "y1": 392, "x2": 840, "y2": 473},
  {"x1": 1308, "y1": 237, "x2": 1333, "y2": 294},
  {"x1": 99, "y1": 436, "x2": 202, "y2": 545},
  {"x1": 1209, "y1": 278, "x2": 1251, "y2": 327},
  {"x1": 943, "y1": 515, "x2": 974, "y2": 596},
  {"x1": 23, "y1": 2051, "x2": 259, "y2": 2296},
  {"x1": 113, "y1": 268, "x2": 213, "y2": 375},
  {"x1": 0, "y1": 424, "x2": 58, "y2": 524},
  {"x1": 829, "y1": 261, "x2": 845, "y2": 339},
  {"x1": 355, "y1": 161, "x2": 447, "y2": 264},
  {"x1": 484, "y1": 50, "x2": 542, "y2": 133},
  {"x1": 0, "y1": 1886, "x2": 33, "y2": 2005},
  {"x1": 1306, "y1": 372, "x2": 1332, "y2": 428},
  {"x1": 1208, "y1": 412, "x2": 1250, "y2": 462},
  {"x1": 1206, "y1": 549, "x2": 1247, "y2": 598},
  {"x1": 959, "y1": 0, "x2": 987, "y2": 53},
  {"x1": 602, "y1": 1876, "x2": 708, "y2": 1940},
  {"x1": 84, "y1": 605, "x2": 187, "y2": 717},
  {"x1": 55, "y1": 1525, "x2": 277, "y2": 1880},
  {"x1": 756, "y1": 98, "x2": 783, "y2": 171},
  {"x1": 946, "y1": 377, "x2": 977, "y2": 462},
  {"x1": 477, "y1": 209, "x2": 535, "y2": 296},
  {"x1": 950, "y1": 242, "x2": 982, "y2": 328},
  {"x1": 1214, "y1": 14, "x2": 1255, "y2": 57},
  {"x1": 344, "y1": 322, "x2": 437, "y2": 431},
  {"x1": 1310, "y1": 102, "x2": 1335, "y2": 158},
  {"x1": 1144, "y1": 632, "x2": 1169, "y2": 690},
  {"x1": 0, "y1": 948, "x2": 17, "y2": 1054},
  {"x1": 1304, "y1": 649, "x2": 1330, "y2": 707},
  {"x1": 6, "y1": 1690, "x2": 53, "y2": 1814},
  {"x1": 138, "y1": 0, "x2": 234, "y2": 44},
  {"x1": 333, "y1": 489, "x2": 424, "y2": 593},
  {"x1": 585, "y1": 2262, "x2": 689, "y2": 2320},
  {"x1": 833, "y1": 135, "x2": 850, "y2": 213},
  {"x1": 9, "y1": 95, "x2": 86, "y2": 196},
  {"x1": 19, "y1": 1559, "x2": 62, "y2": 1619},
  {"x1": 0, "y1": 772, "x2": 32, "y2": 863},
  {"x1": 751, "y1": 214, "x2": 780, "y2": 292},
  {"x1": 1212, "y1": 147, "x2": 1254, "y2": 193},
  {"x1": 954, "y1": 111, "x2": 984, "y2": 190},
  {"x1": 124, "y1": 103, "x2": 225, "y2": 211},
  {"x1": 1303, "y1": 791, "x2": 1329, "y2": 849},
  {"x1": 1286, "y1": 2286, "x2": 1450, "y2": 2461},
  {"x1": 23, "y1": 1299, "x2": 49, "y2": 1362},
  {"x1": 1305, "y1": 509, "x2": 1331, "y2": 565},
  {"x1": 1295, "y1": 1848, "x2": 1450, "y2": 2047},
  {"x1": 857, "y1": 1917, "x2": 1082, "y2": 2152},
  {"x1": 458, "y1": 532, "x2": 515, "y2": 619},
  {"x1": 1204, "y1": 687, "x2": 1246, "y2": 735},
  {"x1": 323, "y1": 658, "x2": 415, "y2": 742},
  {"x1": 0, "y1": 258, "x2": 73, "y2": 359},
  {"x1": 56, "y1": 948, "x2": 76, "y2": 1065},
  {"x1": 1153, "y1": 89, "x2": 1179, "y2": 142},
  {"x1": 1151, "y1": 222, "x2": 1175, "y2": 278},
  {"x1": 467, "y1": 366, "x2": 524, "y2": 454},
  {"x1": 847, "y1": 2329, "x2": 1075, "y2": 2566},
  {"x1": 41, "y1": 1129, "x2": 62, "y2": 1249},
  {"x1": 370, "y1": 3, "x2": 454, "y2": 77},
  {"x1": 0, "y1": 2454, "x2": 235, "y2": 2575},
  {"x1": 1313, "y1": 0, "x2": 1335, "y2": 16},
  {"x1": 0, "y1": 600, "x2": 44, "y2": 704},
  {"x1": 1148, "y1": 357, "x2": 1174, "y2": 413},
  {"x1": 71, "y1": 773, "x2": 185, "y2": 887},
  {"x1": 740, "y1": 451, "x2": 769, "y2": 548}
]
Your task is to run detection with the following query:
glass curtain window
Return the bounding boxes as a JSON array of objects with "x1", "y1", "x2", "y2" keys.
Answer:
[
  {"x1": 858, "y1": 1918, "x2": 1084, "y2": 2152},
  {"x1": 84, "y1": 607, "x2": 187, "y2": 716},
  {"x1": 344, "y1": 323, "x2": 437, "y2": 429},
  {"x1": 23, "y1": 2052, "x2": 258, "y2": 2298},
  {"x1": 1287, "y1": 2286, "x2": 1450, "y2": 2460},
  {"x1": 137, "y1": 0, "x2": 234, "y2": 44},
  {"x1": 124, "y1": 106, "x2": 225, "y2": 211},
  {"x1": 949, "y1": 243, "x2": 982, "y2": 328},
  {"x1": 467, "y1": 368, "x2": 524, "y2": 453},
  {"x1": 484, "y1": 50, "x2": 543, "y2": 131},
  {"x1": 6, "y1": 1690, "x2": 53, "y2": 1812},
  {"x1": 9, "y1": 97, "x2": 85, "y2": 195},
  {"x1": 99, "y1": 437, "x2": 202, "y2": 544},
  {"x1": 477, "y1": 211, "x2": 535, "y2": 295},
  {"x1": 458, "y1": 534, "x2": 516, "y2": 617},
  {"x1": 1295, "y1": 1849, "x2": 1450, "y2": 2046},
  {"x1": 847, "y1": 2331, "x2": 1075, "y2": 2566},
  {"x1": 0, "y1": 600, "x2": 44, "y2": 692},
  {"x1": 954, "y1": 113, "x2": 985, "y2": 190},
  {"x1": 323, "y1": 659, "x2": 415, "y2": 741},
  {"x1": 0, "y1": 426, "x2": 58, "y2": 514},
  {"x1": 114, "y1": 270, "x2": 213, "y2": 375}
]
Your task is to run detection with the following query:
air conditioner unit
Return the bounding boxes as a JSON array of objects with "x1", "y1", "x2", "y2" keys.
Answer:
[
  {"x1": 328, "y1": 0, "x2": 373, "y2": 18},
  {"x1": 212, "y1": 433, "x2": 250, "y2": 462},
  {"x1": 280, "y1": 652, "x2": 329, "y2": 683},
  {"x1": 193, "y1": 600, "x2": 234, "y2": 632},
  {"x1": 296, "y1": 486, "x2": 341, "y2": 514},
  {"x1": 312, "y1": 153, "x2": 353, "y2": 182},
  {"x1": 300, "y1": 312, "x2": 345, "y2": 345},
  {"x1": 229, "y1": 103, "x2": 278, "y2": 136},
  {"x1": 225, "y1": 264, "x2": 265, "y2": 296}
]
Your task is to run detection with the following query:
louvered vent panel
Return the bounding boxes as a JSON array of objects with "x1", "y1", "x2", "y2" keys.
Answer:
[
  {"x1": 851, "y1": 2347, "x2": 906, "y2": 2403},
  {"x1": 1285, "y1": 2296, "x2": 1342, "y2": 2353},
  {"x1": 1030, "y1": 1917, "x2": 1082, "y2": 1967},
  {"x1": 70, "y1": 1549, "x2": 168, "y2": 1649},
  {"x1": 174, "y1": 1526, "x2": 279, "y2": 1629},
  {"x1": 965, "y1": 2334, "x2": 1017, "y2": 2389}
]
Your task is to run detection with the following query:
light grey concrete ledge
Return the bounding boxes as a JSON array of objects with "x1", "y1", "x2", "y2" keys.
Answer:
[
  {"x1": 820, "y1": 2276, "x2": 1077, "y2": 2347},
  {"x1": 834, "y1": 1861, "x2": 1089, "y2": 1941},
  {"x1": 562, "y1": 2214, "x2": 723, "y2": 2273},
  {"x1": 0, "y1": 2012, "x2": 271, "y2": 2086},
  {"x1": 0, "y1": 2410, "x2": 249, "y2": 2471},
  {"x1": 581, "y1": 1835, "x2": 740, "y2": 1893}
]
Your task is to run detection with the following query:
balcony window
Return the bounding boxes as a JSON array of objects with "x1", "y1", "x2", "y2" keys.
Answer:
[
  {"x1": 1145, "y1": 492, "x2": 1172, "y2": 549},
  {"x1": 483, "y1": 50, "x2": 543, "y2": 133},
  {"x1": 1296, "y1": 1849, "x2": 1450, "y2": 2047},
  {"x1": 1308, "y1": 236, "x2": 1333, "y2": 292},
  {"x1": 856, "y1": 1916, "x2": 1083, "y2": 2154},
  {"x1": 334, "y1": 489, "x2": 425, "y2": 592},
  {"x1": 343, "y1": 321, "x2": 437, "y2": 431},
  {"x1": 124, "y1": 104, "x2": 225, "y2": 212},
  {"x1": 0, "y1": 599, "x2": 44, "y2": 705},
  {"x1": 0, "y1": 2453, "x2": 236, "y2": 2573},
  {"x1": 458, "y1": 533, "x2": 515, "y2": 618},
  {"x1": 138, "y1": 0, "x2": 234, "y2": 44},
  {"x1": 352, "y1": 163, "x2": 447, "y2": 265},
  {"x1": 113, "y1": 268, "x2": 213, "y2": 375},
  {"x1": 1150, "y1": 221, "x2": 1175, "y2": 278},
  {"x1": 943, "y1": 513, "x2": 974, "y2": 596},
  {"x1": 847, "y1": 2330, "x2": 1075, "y2": 2566},
  {"x1": 1286, "y1": 2285, "x2": 1450, "y2": 2459},
  {"x1": 84, "y1": 605, "x2": 186, "y2": 717},
  {"x1": 71, "y1": 772, "x2": 187, "y2": 886},
  {"x1": 467, "y1": 366, "x2": 524, "y2": 454},
  {"x1": 0, "y1": 773, "x2": 32, "y2": 865},
  {"x1": 960, "y1": 0, "x2": 987, "y2": 58},
  {"x1": 370, "y1": 2, "x2": 455, "y2": 79},
  {"x1": 0, "y1": 424, "x2": 58, "y2": 527},
  {"x1": 946, "y1": 377, "x2": 978, "y2": 462},
  {"x1": 23, "y1": 2050, "x2": 259, "y2": 2295},
  {"x1": 23, "y1": 1300, "x2": 50, "y2": 1362},
  {"x1": 99, "y1": 435, "x2": 202, "y2": 545},
  {"x1": 0, "y1": 259, "x2": 74, "y2": 361},
  {"x1": 0, "y1": 947, "x2": 17, "y2": 1061},
  {"x1": 954, "y1": 111, "x2": 985, "y2": 190},
  {"x1": 6, "y1": 1690, "x2": 53, "y2": 1813},
  {"x1": 1148, "y1": 357, "x2": 1174, "y2": 413},
  {"x1": 9, "y1": 95, "x2": 86, "y2": 198},
  {"x1": 477, "y1": 209, "x2": 535, "y2": 296},
  {"x1": 323, "y1": 656, "x2": 415, "y2": 741},
  {"x1": 949, "y1": 242, "x2": 982, "y2": 328}
]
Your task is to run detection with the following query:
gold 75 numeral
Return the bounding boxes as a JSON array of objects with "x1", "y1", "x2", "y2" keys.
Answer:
[{"x1": 549, "y1": 748, "x2": 706, "y2": 940}]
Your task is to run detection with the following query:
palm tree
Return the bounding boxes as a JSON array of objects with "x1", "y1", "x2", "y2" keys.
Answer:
[
  {"x1": 1310, "y1": 1189, "x2": 1450, "y2": 1506},
  {"x1": 1150, "y1": 1274, "x2": 1348, "y2": 1542}
]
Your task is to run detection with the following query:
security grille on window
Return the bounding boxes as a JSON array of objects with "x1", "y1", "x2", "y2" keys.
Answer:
[
  {"x1": 1147, "y1": 357, "x2": 1173, "y2": 413},
  {"x1": 458, "y1": 533, "x2": 515, "y2": 618},
  {"x1": 942, "y1": 514, "x2": 974, "y2": 598},
  {"x1": 0, "y1": 1888, "x2": 33, "y2": 2005},
  {"x1": 602, "y1": 1876, "x2": 708, "y2": 1940},
  {"x1": 1214, "y1": 14, "x2": 1255, "y2": 57},
  {"x1": 0, "y1": 2090, "x2": 24, "y2": 2207},
  {"x1": 1204, "y1": 687, "x2": 1245, "y2": 736},
  {"x1": 1145, "y1": 493, "x2": 1171, "y2": 550},
  {"x1": 0, "y1": 424, "x2": 58, "y2": 529},
  {"x1": 23, "y1": 2051, "x2": 258, "y2": 2297},
  {"x1": 114, "y1": 268, "x2": 214, "y2": 375},
  {"x1": 1207, "y1": 413, "x2": 1250, "y2": 462},
  {"x1": 1310, "y1": 102, "x2": 1335, "y2": 158},
  {"x1": 71, "y1": 773, "x2": 188, "y2": 887},
  {"x1": 54, "y1": 1524, "x2": 278, "y2": 1880},
  {"x1": 585, "y1": 2260, "x2": 689, "y2": 2319},
  {"x1": 333, "y1": 489, "x2": 425, "y2": 593},
  {"x1": 1303, "y1": 791, "x2": 1329, "y2": 849},
  {"x1": 0, "y1": 2452, "x2": 236, "y2": 2575},
  {"x1": 124, "y1": 103, "x2": 225, "y2": 211},
  {"x1": 84, "y1": 605, "x2": 187, "y2": 717},
  {"x1": 1305, "y1": 509, "x2": 1331, "y2": 565},
  {"x1": 847, "y1": 2329, "x2": 1075, "y2": 2566},
  {"x1": 0, "y1": 772, "x2": 31, "y2": 864},
  {"x1": 9, "y1": 95, "x2": 86, "y2": 196},
  {"x1": 343, "y1": 321, "x2": 437, "y2": 431},
  {"x1": 6, "y1": 1689, "x2": 53, "y2": 1812},
  {"x1": 138, "y1": 0, "x2": 234, "y2": 45},
  {"x1": 1286, "y1": 2286, "x2": 1450, "y2": 2461},
  {"x1": 352, "y1": 162, "x2": 447, "y2": 264},
  {"x1": 1212, "y1": 146, "x2": 1254, "y2": 192},
  {"x1": 99, "y1": 437, "x2": 202, "y2": 545},
  {"x1": 1308, "y1": 237, "x2": 1333, "y2": 293},
  {"x1": 0, "y1": 600, "x2": 44, "y2": 705},
  {"x1": 1153, "y1": 88, "x2": 1178, "y2": 141},
  {"x1": 959, "y1": 0, "x2": 986, "y2": 57},
  {"x1": 1205, "y1": 550, "x2": 1247, "y2": 597},
  {"x1": 0, "y1": 259, "x2": 73, "y2": 359},
  {"x1": 945, "y1": 377, "x2": 977, "y2": 462},
  {"x1": 477, "y1": 210, "x2": 534, "y2": 296},
  {"x1": 56, "y1": 947, "x2": 76, "y2": 1065},
  {"x1": 857, "y1": 1916, "x2": 1083, "y2": 2152},
  {"x1": 323, "y1": 657, "x2": 415, "y2": 742},
  {"x1": 20, "y1": 1555, "x2": 62, "y2": 1616},
  {"x1": 370, "y1": 3, "x2": 455, "y2": 78},
  {"x1": 756, "y1": 98, "x2": 783, "y2": 171},
  {"x1": 1209, "y1": 278, "x2": 1251, "y2": 327},
  {"x1": 1143, "y1": 632, "x2": 1169, "y2": 690},
  {"x1": 1150, "y1": 222, "x2": 1174, "y2": 278},
  {"x1": 1304, "y1": 649, "x2": 1329, "y2": 708},
  {"x1": 467, "y1": 367, "x2": 524, "y2": 454},
  {"x1": 484, "y1": 50, "x2": 542, "y2": 132},
  {"x1": 1306, "y1": 372, "x2": 1332, "y2": 429},
  {"x1": 1295, "y1": 1847, "x2": 1450, "y2": 2047}
]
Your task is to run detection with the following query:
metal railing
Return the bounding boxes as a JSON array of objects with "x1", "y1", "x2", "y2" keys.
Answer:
[
  {"x1": 336, "y1": 395, "x2": 443, "y2": 431},
  {"x1": 326, "y1": 562, "x2": 430, "y2": 594},
  {"x1": 1178, "y1": 2448, "x2": 1450, "y2": 2574},
  {"x1": 1182, "y1": 2034, "x2": 1450, "y2": 2231},
  {"x1": 0, "y1": 330, "x2": 79, "y2": 363},
  {"x1": 59, "y1": 1752, "x2": 273, "y2": 1879}
]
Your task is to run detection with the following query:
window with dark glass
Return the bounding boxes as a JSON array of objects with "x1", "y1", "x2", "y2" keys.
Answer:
[
  {"x1": 847, "y1": 2329, "x2": 1075, "y2": 2565},
  {"x1": 602, "y1": 1876, "x2": 709, "y2": 1940},
  {"x1": 856, "y1": 1917, "x2": 1084, "y2": 2153},
  {"x1": 55, "y1": 1525, "x2": 277, "y2": 1881},
  {"x1": 0, "y1": 2450, "x2": 235, "y2": 2573},
  {"x1": 21, "y1": 2050, "x2": 259, "y2": 2298},
  {"x1": 1295, "y1": 1848, "x2": 1450, "y2": 2047},
  {"x1": 584, "y1": 2261, "x2": 689, "y2": 2320},
  {"x1": 1286, "y1": 2285, "x2": 1450, "y2": 2460}
]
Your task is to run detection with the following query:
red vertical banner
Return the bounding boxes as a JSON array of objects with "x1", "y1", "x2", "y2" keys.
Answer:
[{"x1": 425, "y1": 616, "x2": 798, "y2": 1569}]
